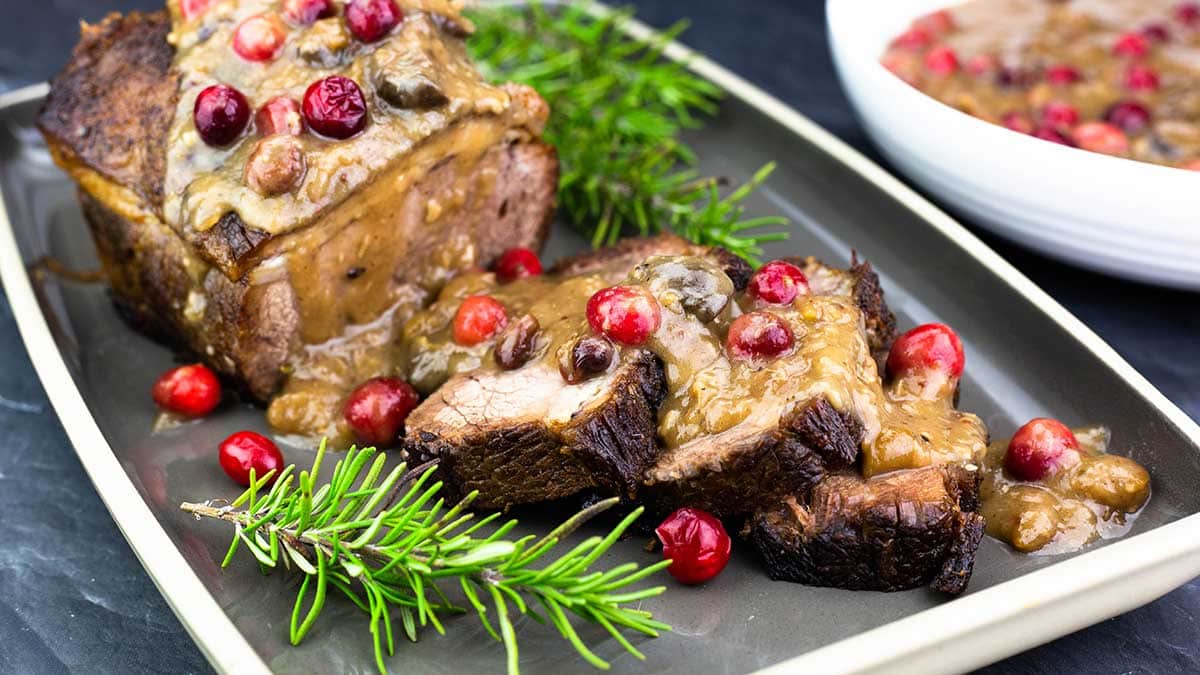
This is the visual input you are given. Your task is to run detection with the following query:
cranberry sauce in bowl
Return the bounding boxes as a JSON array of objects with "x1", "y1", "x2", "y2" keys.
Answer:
[{"x1": 881, "y1": 0, "x2": 1200, "y2": 169}]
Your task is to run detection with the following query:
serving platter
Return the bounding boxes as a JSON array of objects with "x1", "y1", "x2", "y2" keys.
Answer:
[{"x1": 3, "y1": 5, "x2": 1200, "y2": 673}]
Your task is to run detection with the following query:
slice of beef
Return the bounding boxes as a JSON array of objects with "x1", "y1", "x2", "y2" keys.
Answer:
[
  {"x1": 39, "y1": 11, "x2": 557, "y2": 402},
  {"x1": 749, "y1": 465, "x2": 986, "y2": 594},
  {"x1": 404, "y1": 238, "x2": 750, "y2": 510},
  {"x1": 640, "y1": 259, "x2": 897, "y2": 518}
]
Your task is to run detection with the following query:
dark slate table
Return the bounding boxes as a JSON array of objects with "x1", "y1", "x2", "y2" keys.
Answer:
[{"x1": 1, "y1": 1, "x2": 1197, "y2": 673}]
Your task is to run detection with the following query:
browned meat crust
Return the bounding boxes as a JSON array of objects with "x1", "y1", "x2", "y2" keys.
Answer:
[
  {"x1": 39, "y1": 10, "x2": 558, "y2": 399},
  {"x1": 749, "y1": 465, "x2": 986, "y2": 594},
  {"x1": 641, "y1": 260, "x2": 896, "y2": 518},
  {"x1": 38, "y1": 12, "x2": 175, "y2": 210},
  {"x1": 406, "y1": 351, "x2": 667, "y2": 510},
  {"x1": 405, "y1": 238, "x2": 750, "y2": 510}
]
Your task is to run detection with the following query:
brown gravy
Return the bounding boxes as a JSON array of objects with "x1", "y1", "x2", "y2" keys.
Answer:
[{"x1": 981, "y1": 426, "x2": 1151, "y2": 554}]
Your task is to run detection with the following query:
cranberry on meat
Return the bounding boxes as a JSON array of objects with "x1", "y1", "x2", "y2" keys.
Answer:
[
  {"x1": 303, "y1": 76, "x2": 368, "y2": 139},
  {"x1": 453, "y1": 295, "x2": 509, "y2": 346},
  {"x1": 193, "y1": 84, "x2": 251, "y2": 147},
  {"x1": 283, "y1": 0, "x2": 335, "y2": 25},
  {"x1": 256, "y1": 96, "x2": 305, "y2": 136},
  {"x1": 1004, "y1": 418, "x2": 1082, "y2": 482},
  {"x1": 233, "y1": 14, "x2": 287, "y2": 62},
  {"x1": 747, "y1": 260, "x2": 809, "y2": 305},
  {"x1": 1040, "y1": 102, "x2": 1079, "y2": 129},
  {"x1": 493, "y1": 247, "x2": 543, "y2": 282},
  {"x1": 345, "y1": 0, "x2": 403, "y2": 43},
  {"x1": 152, "y1": 364, "x2": 221, "y2": 417},
  {"x1": 1125, "y1": 64, "x2": 1161, "y2": 91},
  {"x1": 886, "y1": 323, "x2": 965, "y2": 379},
  {"x1": 219, "y1": 431, "x2": 284, "y2": 486},
  {"x1": 343, "y1": 377, "x2": 420, "y2": 446},
  {"x1": 1113, "y1": 32, "x2": 1149, "y2": 58},
  {"x1": 725, "y1": 311, "x2": 794, "y2": 361},
  {"x1": 655, "y1": 507, "x2": 732, "y2": 585},
  {"x1": 586, "y1": 286, "x2": 661, "y2": 346}
]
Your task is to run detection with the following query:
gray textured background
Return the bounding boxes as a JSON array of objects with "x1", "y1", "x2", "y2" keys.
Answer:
[{"x1": 0, "y1": 1, "x2": 1197, "y2": 673}]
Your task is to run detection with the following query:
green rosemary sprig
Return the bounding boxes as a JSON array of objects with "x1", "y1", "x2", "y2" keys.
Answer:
[
  {"x1": 181, "y1": 443, "x2": 670, "y2": 674},
  {"x1": 468, "y1": 2, "x2": 788, "y2": 263}
]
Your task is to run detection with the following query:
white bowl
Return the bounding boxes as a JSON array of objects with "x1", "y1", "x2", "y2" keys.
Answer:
[{"x1": 827, "y1": 0, "x2": 1200, "y2": 290}]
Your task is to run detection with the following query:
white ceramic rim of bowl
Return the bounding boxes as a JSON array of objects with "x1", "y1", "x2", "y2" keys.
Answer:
[{"x1": 827, "y1": 0, "x2": 1200, "y2": 288}]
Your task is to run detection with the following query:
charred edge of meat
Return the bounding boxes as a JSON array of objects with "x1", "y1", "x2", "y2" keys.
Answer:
[
  {"x1": 643, "y1": 399, "x2": 863, "y2": 519},
  {"x1": 849, "y1": 259, "x2": 897, "y2": 357},
  {"x1": 710, "y1": 248, "x2": 754, "y2": 292},
  {"x1": 404, "y1": 351, "x2": 667, "y2": 510},
  {"x1": 562, "y1": 351, "x2": 668, "y2": 499},
  {"x1": 749, "y1": 466, "x2": 984, "y2": 594},
  {"x1": 195, "y1": 213, "x2": 272, "y2": 279},
  {"x1": 37, "y1": 11, "x2": 175, "y2": 208}
]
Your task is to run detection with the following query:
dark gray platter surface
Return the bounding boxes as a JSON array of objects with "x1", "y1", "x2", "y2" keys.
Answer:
[{"x1": 1, "y1": 58, "x2": 1199, "y2": 674}]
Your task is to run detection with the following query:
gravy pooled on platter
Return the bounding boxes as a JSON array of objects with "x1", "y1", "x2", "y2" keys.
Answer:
[{"x1": 982, "y1": 421, "x2": 1151, "y2": 554}]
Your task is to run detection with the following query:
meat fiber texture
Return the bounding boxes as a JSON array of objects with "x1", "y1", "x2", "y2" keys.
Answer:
[
  {"x1": 404, "y1": 235, "x2": 748, "y2": 510},
  {"x1": 38, "y1": 11, "x2": 558, "y2": 399},
  {"x1": 749, "y1": 465, "x2": 986, "y2": 594}
]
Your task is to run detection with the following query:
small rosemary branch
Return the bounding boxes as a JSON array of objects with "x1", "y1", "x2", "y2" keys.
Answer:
[
  {"x1": 468, "y1": 2, "x2": 788, "y2": 263},
  {"x1": 182, "y1": 443, "x2": 670, "y2": 674}
]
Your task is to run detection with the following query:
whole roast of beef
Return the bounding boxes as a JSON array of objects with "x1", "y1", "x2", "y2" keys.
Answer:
[
  {"x1": 41, "y1": 3, "x2": 987, "y2": 595},
  {"x1": 38, "y1": 7, "x2": 556, "y2": 402}
]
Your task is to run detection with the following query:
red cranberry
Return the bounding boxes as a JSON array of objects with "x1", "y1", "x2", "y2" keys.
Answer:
[
  {"x1": 881, "y1": 51, "x2": 921, "y2": 86},
  {"x1": 1142, "y1": 23, "x2": 1172, "y2": 43},
  {"x1": 1045, "y1": 64, "x2": 1082, "y2": 85},
  {"x1": 997, "y1": 66, "x2": 1036, "y2": 88},
  {"x1": 1073, "y1": 122, "x2": 1129, "y2": 155},
  {"x1": 493, "y1": 247, "x2": 543, "y2": 282},
  {"x1": 655, "y1": 507, "x2": 731, "y2": 585},
  {"x1": 302, "y1": 76, "x2": 368, "y2": 139},
  {"x1": 256, "y1": 96, "x2": 304, "y2": 136},
  {"x1": 914, "y1": 9, "x2": 955, "y2": 35},
  {"x1": 233, "y1": 14, "x2": 286, "y2": 62},
  {"x1": 345, "y1": 0, "x2": 403, "y2": 43},
  {"x1": 891, "y1": 27, "x2": 931, "y2": 51},
  {"x1": 1004, "y1": 418, "x2": 1082, "y2": 482},
  {"x1": 193, "y1": 84, "x2": 251, "y2": 147},
  {"x1": 1002, "y1": 111, "x2": 1034, "y2": 134},
  {"x1": 1113, "y1": 32, "x2": 1149, "y2": 58},
  {"x1": 1178, "y1": 2, "x2": 1200, "y2": 25},
  {"x1": 1041, "y1": 102, "x2": 1079, "y2": 129},
  {"x1": 453, "y1": 295, "x2": 508, "y2": 346},
  {"x1": 219, "y1": 431, "x2": 284, "y2": 487},
  {"x1": 886, "y1": 323, "x2": 965, "y2": 379},
  {"x1": 1125, "y1": 64, "x2": 1161, "y2": 91},
  {"x1": 587, "y1": 286, "x2": 661, "y2": 346},
  {"x1": 924, "y1": 45, "x2": 959, "y2": 76},
  {"x1": 181, "y1": 0, "x2": 218, "y2": 20},
  {"x1": 283, "y1": 0, "x2": 335, "y2": 25},
  {"x1": 748, "y1": 260, "x2": 809, "y2": 305},
  {"x1": 152, "y1": 364, "x2": 221, "y2": 417},
  {"x1": 1033, "y1": 126, "x2": 1076, "y2": 146},
  {"x1": 725, "y1": 312, "x2": 795, "y2": 361},
  {"x1": 343, "y1": 377, "x2": 419, "y2": 446},
  {"x1": 965, "y1": 54, "x2": 999, "y2": 76},
  {"x1": 1104, "y1": 101, "x2": 1152, "y2": 134}
]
